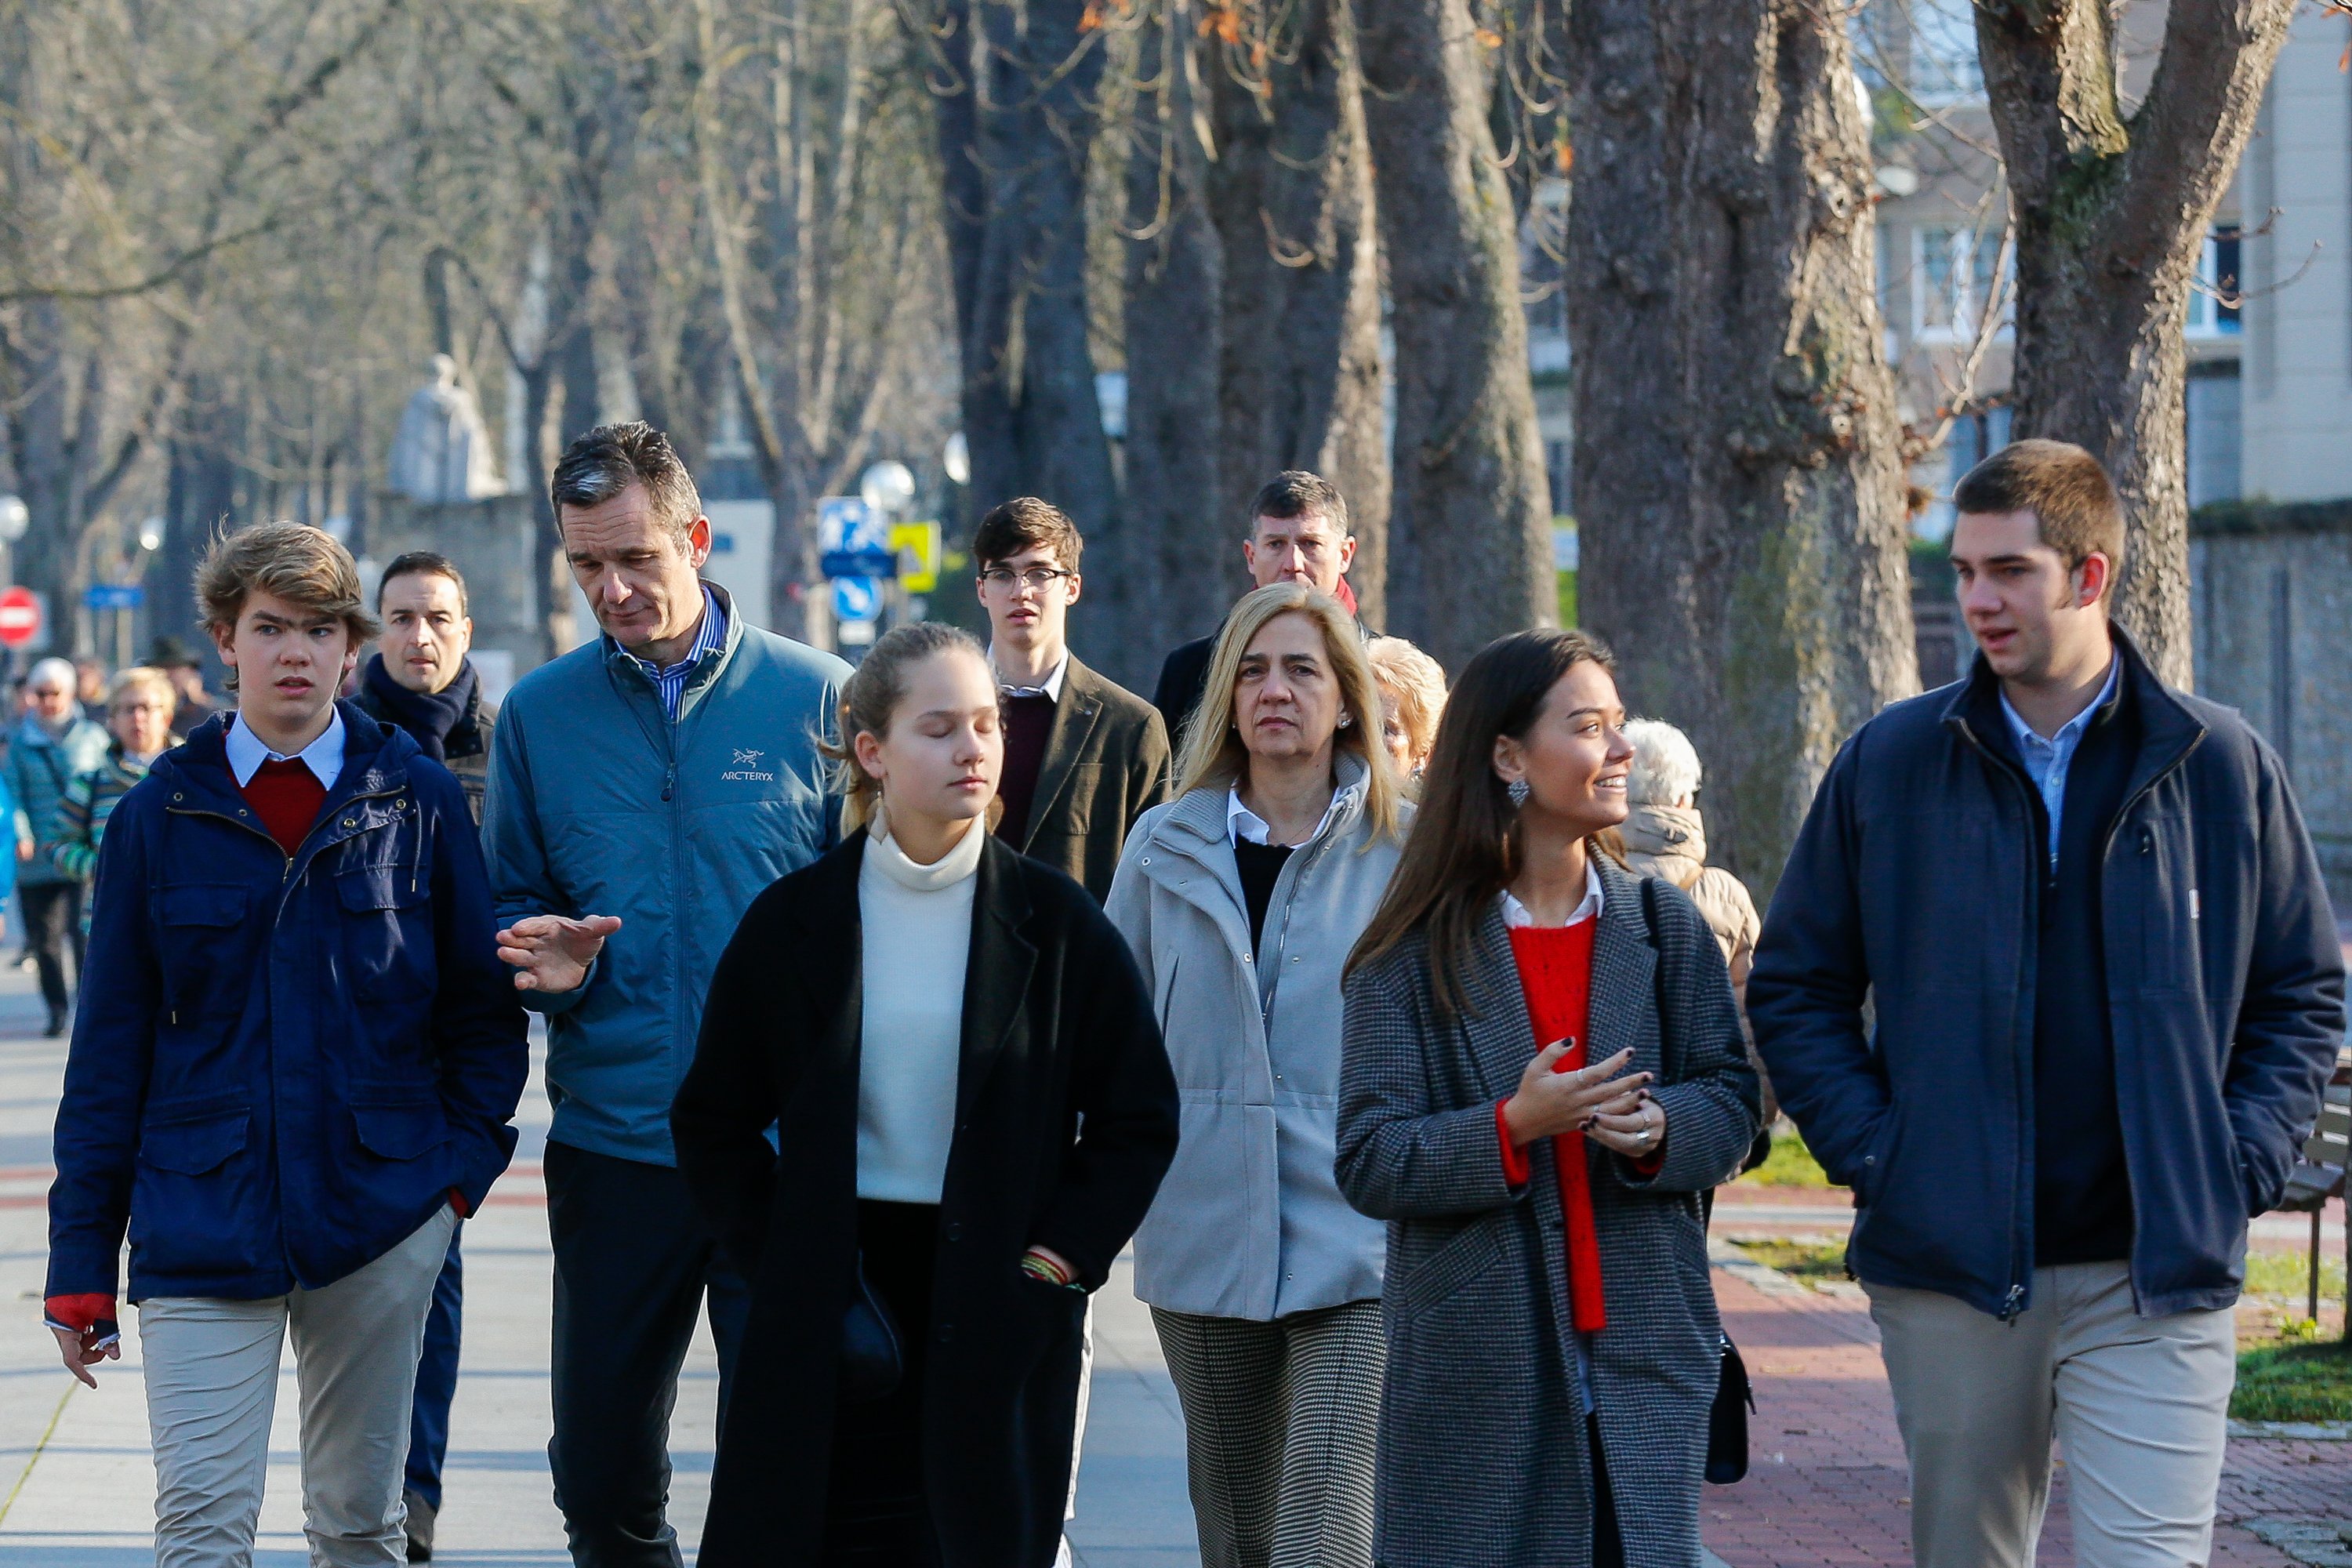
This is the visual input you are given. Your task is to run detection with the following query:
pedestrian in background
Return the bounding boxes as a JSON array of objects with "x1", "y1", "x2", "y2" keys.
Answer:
[
  {"x1": 1338, "y1": 628, "x2": 1759, "y2": 1568},
  {"x1": 151, "y1": 637, "x2": 221, "y2": 736},
  {"x1": 45, "y1": 521, "x2": 528, "y2": 1568},
  {"x1": 972, "y1": 497, "x2": 1171, "y2": 901},
  {"x1": 1619, "y1": 718, "x2": 1769, "y2": 1128},
  {"x1": 46, "y1": 666, "x2": 176, "y2": 920},
  {"x1": 1750, "y1": 440, "x2": 2346, "y2": 1568},
  {"x1": 349, "y1": 551, "x2": 494, "y2": 1561},
  {"x1": 674, "y1": 622, "x2": 1178, "y2": 1567},
  {"x1": 1109, "y1": 583, "x2": 1407, "y2": 1568},
  {"x1": 9, "y1": 655, "x2": 111, "y2": 1035},
  {"x1": 74, "y1": 656, "x2": 108, "y2": 708},
  {"x1": 484, "y1": 421, "x2": 850, "y2": 1568},
  {"x1": 1152, "y1": 473, "x2": 1373, "y2": 750},
  {"x1": 1366, "y1": 636, "x2": 1446, "y2": 789}
]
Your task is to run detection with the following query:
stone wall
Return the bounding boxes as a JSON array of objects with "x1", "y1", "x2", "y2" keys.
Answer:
[{"x1": 2191, "y1": 499, "x2": 2352, "y2": 909}]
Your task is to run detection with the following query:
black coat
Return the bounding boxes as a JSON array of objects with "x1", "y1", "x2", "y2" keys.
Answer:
[
  {"x1": 1750, "y1": 629, "x2": 2345, "y2": 1318},
  {"x1": 672, "y1": 829, "x2": 1180, "y2": 1567}
]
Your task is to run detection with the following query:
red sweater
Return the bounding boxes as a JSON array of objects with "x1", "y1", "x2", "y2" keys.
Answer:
[
  {"x1": 241, "y1": 757, "x2": 328, "y2": 857},
  {"x1": 1497, "y1": 920, "x2": 1609, "y2": 1333}
]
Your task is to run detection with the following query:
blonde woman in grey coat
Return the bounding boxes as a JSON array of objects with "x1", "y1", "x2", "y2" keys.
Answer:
[
  {"x1": 1106, "y1": 583, "x2": 1410, "y2": 1568},
  {"x1": 1338, "y1": 630, "x2": 1759, "y2": 1568}
]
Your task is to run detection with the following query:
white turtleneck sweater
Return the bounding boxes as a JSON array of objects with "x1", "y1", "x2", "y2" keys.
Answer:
[{"x1": 855, "y1": 818, "x2": 985, "y2": 1203}]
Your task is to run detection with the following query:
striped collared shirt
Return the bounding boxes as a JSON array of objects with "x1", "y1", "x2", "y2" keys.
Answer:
[{"x1": 619, "y1": 586, "x2": 728, "y2": 721}]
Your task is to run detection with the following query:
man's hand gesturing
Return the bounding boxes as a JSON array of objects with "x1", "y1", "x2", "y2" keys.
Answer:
[{"x1": 495, "y1": 914, "x2": 623, "y2": 994}]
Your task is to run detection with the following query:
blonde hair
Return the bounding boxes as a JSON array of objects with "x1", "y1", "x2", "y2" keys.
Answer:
[
  {"x1": 815, "y1": 622, "x2": 995, "y2": 835},
  {"x1": 1172, "y1": 583, "x2": 1403, "y2": 843},
  {"x1": 1367, "y1": 637, "x2": 1447, "y2": 769},
  {"x1": 107, "y1": 666, "x2": 178, "y2": 719}
]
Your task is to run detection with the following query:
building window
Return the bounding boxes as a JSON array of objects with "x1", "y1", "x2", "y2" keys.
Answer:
[
  {"x1": 1912, "y1": 226, "x2": 2006, "y2": 343},
  {"x1": 1907, "y1": 0, "x2": 1984, "y2": 106},
  {"x1": 2185, "y1": 225, "x2": 2243, "y2": 339},
  {"x1": 2186, "y1": 366, "x2": 2242, "y2": 508},
  {"x1": 1915, "y1": 403, "x2": 2013, "y2": 540}
]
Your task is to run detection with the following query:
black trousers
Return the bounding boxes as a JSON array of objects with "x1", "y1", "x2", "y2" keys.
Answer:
[
  {"x1": 1589, "y1": 1413, "x2": 1624, "y2": 1568},
  {"x1": 820, "y1": 1200, "x2": 946, "y2": 1568},
  {"x1": 545, "y1": 1141, "x2": 753, "y2": 1568},
  {"x1": 18, "y1": 880, "x2": 82, "y2": 1015}
]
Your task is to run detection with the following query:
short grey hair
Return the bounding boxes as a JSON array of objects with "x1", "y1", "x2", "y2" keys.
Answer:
[
  {"x1": 27, "y1": 657, "x2": 78, "y2": 693},
  {"x1": 1624, "y1": 718, "x2": 1703, "y2": 808},
  {"x1": 550, "y1": 420, "x2": 702, "y2": 546}
]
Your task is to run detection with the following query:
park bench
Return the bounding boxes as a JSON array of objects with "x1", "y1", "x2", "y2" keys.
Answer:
[{"x1": 2274, "y1": 1048, "x2": 2352, "y2": 1328}]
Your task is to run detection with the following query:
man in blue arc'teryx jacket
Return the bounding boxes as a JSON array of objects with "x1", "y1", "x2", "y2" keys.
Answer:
[
  {"x1": 1750, "y1": 440, "x2": 2345, "y2": 1568},
  {"x1": 483, "y1": 421, "x2": 849, "y2": 1568},
  {"x1": 45, "y1": 521, "x2": 528, "y2": 1568}
]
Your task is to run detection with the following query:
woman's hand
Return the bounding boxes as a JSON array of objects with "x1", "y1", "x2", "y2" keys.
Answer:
[
  {"x1": 1501, "y1": 1044, "x2": 1650, "y2": 1146},
  {"x1": 1585, "y1": 1090, "x2": 1668, "y2": 1161}
]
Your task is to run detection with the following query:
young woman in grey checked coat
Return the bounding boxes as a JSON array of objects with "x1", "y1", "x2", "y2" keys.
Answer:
[{"x1": 1337, "y1": 629, "x2": 1759, "y2": 1568}]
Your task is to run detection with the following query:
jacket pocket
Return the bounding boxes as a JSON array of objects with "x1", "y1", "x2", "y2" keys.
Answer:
[
  {"x1": 350, "y1": 1097, "x2": 450, "y2": 1160},
  {"x1": 156, "y1": 884, "x2": 251, "y2": 1021},
  {"x1": 1396, "y1": 1218, "x2": 1504, "y2": 1323},
  {"x1": 336, "y1": 863, "x2": 434, "y2": 1000},
  {"x1": 139, "y1": 1099, "x2": 250, "y2": 1174}
]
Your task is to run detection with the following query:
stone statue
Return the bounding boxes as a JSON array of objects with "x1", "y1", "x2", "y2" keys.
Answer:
[{"x1": 389, "y1": 354, "x2": 503, "y2": 503}]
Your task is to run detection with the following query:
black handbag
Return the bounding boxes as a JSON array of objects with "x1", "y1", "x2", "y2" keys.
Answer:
[
  {"x1": 1639, "y1": 877, "x2": 1754, "y2": 1486},
  {"x1": 837, "y1": 1250, "x2": 905, "y2": 1405}
]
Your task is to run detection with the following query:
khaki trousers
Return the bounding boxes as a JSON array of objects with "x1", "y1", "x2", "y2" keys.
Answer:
[
  {"x1": 137, "y1": 1206, "x2": 459, "y2": 1568},
  {"x1": 1866, "y1": 1261, "x2": 2237, "y2": 1568}
]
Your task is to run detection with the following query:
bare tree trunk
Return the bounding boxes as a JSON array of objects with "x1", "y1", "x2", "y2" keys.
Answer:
[
  {"x1": 931, "y1": 0, "x2": 1119, "y2": 537},
  {"x1": 1567, "y1": 0, "x2": 1916, "y2": 896},
  {"x1": 1206, "y1": 0, "x2": 1388, "y2": 623},
  {"x1": 1352, "y1": 0, "x2": 1552, "y2": 670},
  {"x1": 1976, "y1": 0, "x2": 2293, "y2": 687},
  {"x1": 1115, "y1": 0, "x2": 1224, "y2": 688}
]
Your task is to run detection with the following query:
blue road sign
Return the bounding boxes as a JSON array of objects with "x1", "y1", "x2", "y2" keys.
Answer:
[
  {"x1": 833, "y1": 576, "x2": 881, "y2": 622},
  {"x1": 817, "y1": 496, "x2": 886, "y2": 555},
  {"x1": 821, "y1": 547, "x2": 898, "y2": 580},
  {"x1": 82, "y1": 584, "x2": 144, "y2": 611}
]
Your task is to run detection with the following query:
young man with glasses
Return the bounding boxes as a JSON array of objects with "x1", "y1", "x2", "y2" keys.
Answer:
[
  {"x1": 1151, "y1": 471, "x2": 1370, "y2": 749},
  {"x1": 975, "y1": 496, "x2": 1171, "y2": 903}
]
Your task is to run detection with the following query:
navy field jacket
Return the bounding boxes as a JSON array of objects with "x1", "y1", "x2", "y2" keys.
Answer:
[
  {"x1": 1749, "y1": 632, "x2": 2344, "y2": 1318},
  {"x1": 47, "y1": 704, "x2": 528, "y2": 1302}
]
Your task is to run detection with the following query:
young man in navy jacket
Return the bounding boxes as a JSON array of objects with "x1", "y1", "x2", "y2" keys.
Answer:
[
  {"x1": 45, "y1": 522, "x2": 528, "y2": 1568},
  {"x1": 1751, "y1": 441, "x2": 2344, "y2": 1568}
]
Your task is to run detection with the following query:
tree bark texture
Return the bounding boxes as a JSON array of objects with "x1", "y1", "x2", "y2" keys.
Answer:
[
  {"x1": 1113, "y1": 0, "x2": 1225, "y2": 691},
  {"x1": 1206, "y1": 0, "x2": 1389, "y2": 626},
  {"x1": 1566, "y1": 0, "x2": 1917, "y2": 896},
  {"x1": 933, "y1": 0, "x2": 1119, "y2": 543},
  {"x1": 1353, "y1": 0, "x2": 1553, "y2": 671},
  {"x1": 1976, "y1": 0, "x2": 2294, "y2": 687}
]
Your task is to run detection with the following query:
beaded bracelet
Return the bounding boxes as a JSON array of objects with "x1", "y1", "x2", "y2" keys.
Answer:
[{"x1": 1020, "y1": 1251, "x2": 1080, "y2": 1290}]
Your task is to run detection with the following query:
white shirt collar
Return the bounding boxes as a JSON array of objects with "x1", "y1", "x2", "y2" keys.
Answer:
[
  {"x1": 1998, "y1": 653, "x2": 2120, "y2": 754},
  {"x1": 225, "y1": 708, "x2": 346, "y2": 790},
  {"x1": 1500, "y1": 857, "x2": 1606, "y2": 928},
  {"x1": 994, "y1": 649, "x2": 1069, "y2": 702},
  {"x1": 1226, "y1": 783, "x2": 1345, "y2": 848}
]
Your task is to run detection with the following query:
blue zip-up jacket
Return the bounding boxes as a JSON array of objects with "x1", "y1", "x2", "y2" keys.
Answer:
[
  {"x1": 1749, "y1": 630, "x2": 2345, "y2": 1319},
  {"x1": 482, "y1": 585, "x2": 849, "y2": 1165},
  {"x1": 46, "y1": 704, "x2": 529, "y2": 1301}
]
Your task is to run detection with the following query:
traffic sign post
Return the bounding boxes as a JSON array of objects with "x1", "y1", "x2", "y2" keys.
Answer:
[
  {"x1": 82, "y1": 584, "x2": 145, "y2": 612},
  {"x1": 890, "y1": 521, "x2": 942, "y2": 594},
  {"x1": 0, "y1": 586, "x2": 43, "y2": 651}
]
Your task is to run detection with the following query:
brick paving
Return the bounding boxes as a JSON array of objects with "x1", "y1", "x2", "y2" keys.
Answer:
[{"x1": 1702, "y1": 1263, "x2": 2351, "y2": 1567}]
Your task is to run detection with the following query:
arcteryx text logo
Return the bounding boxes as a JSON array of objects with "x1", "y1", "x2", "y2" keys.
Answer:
[{"x1": 721, "y1": 747, "x2": 775, "y2": 782}]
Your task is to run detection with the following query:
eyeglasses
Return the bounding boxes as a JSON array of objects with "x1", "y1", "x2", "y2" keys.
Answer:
[{"x1": 980, "y1": 567, "x2": 1075, "y2": 592}]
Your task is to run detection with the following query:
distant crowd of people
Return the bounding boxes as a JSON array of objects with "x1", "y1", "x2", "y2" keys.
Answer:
[{"x1": 37, "y1": 421, "x2": 2347, "y2": 1568}]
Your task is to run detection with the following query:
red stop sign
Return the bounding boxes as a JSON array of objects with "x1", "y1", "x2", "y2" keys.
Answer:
[{"x1": 0, "y1": 586, "x2": 42, "y2": 648}]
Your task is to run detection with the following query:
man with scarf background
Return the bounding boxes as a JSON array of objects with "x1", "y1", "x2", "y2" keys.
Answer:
[{"x1": 351, "y1": 550, "x2": 494, "y2": 1561}]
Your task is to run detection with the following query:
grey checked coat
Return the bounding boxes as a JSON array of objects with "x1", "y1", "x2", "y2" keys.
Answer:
[{"x1": 1337, "y1": 855, "x2": 1759, "y2": 1568}]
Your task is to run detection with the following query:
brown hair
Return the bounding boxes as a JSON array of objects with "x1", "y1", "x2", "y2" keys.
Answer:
[
  {"x1": 550, "y1": 421, "x2": 703, "y2": 546},
  {"x1": 1250, "y1": 470, "x2": 1348, "y2": 538},
  {"x1": 196, "y1": 522, "x2": 380, "y2": 646},
  {"x1": 816, "y1": 621, "x2": 996, "y2": 835},
  {"x1": 1348, "y1": 627, "x2": 1624, "y2": 1021},
  {"x1": 973, "y1": 495, "x2": 1083, "y2": 573},
  {"x1": 1951, "y1": 438, "x2": 2125, "y2": 594},
  {"x1": 1172, "y1": 583, "x2": 1403, "y2": 844}
]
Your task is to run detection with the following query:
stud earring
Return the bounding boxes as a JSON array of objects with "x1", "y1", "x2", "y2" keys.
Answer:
[
  {"x1": 1507, "y1": 778, "x2": 1531, "y2": 808},
  {"x1": 1336, "y1": 713, "x2": 1352, "y2": 730}
]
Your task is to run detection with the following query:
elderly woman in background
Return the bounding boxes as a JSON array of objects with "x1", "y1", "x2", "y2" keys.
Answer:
[
  {"x1": 46, "y1": 667, "x2": 177, "y2": 929},
  {"x1": 1108, "y1": 583, "x2": 1410, "y2": 1568},
  {"x1": 1619, "y1": 719, "x2": 1770, "y2": 1127},
  {"x1": 1367, "y1": 636, "x2": 1446, "y2": 790},
  {"x1": 1338, "y1": 629, "x2": 1759, "y2": 1568}
]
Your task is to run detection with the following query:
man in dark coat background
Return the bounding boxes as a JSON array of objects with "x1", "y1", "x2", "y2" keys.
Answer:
[{"x1": 1749, "y1": 439, "x2": 2345, "y2": 1568}]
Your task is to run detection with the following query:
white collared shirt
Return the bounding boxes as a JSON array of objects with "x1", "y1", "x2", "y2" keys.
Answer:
[
  {"x1": 1999, "y1": 654, "x2": 2122, "y2": 869},
  {"x1": 993, "y1": 649, "x2": 1069, "y2": 702},
  {"x1": 225, "y1": 708, "x2": 346, "y2": 790},
  {"x1": 1227, "y1": 784, "x2": 1343, "y2": 848},
  {"x1": 1499, "y1": 856, "x2": 1605, "y2": 928}
]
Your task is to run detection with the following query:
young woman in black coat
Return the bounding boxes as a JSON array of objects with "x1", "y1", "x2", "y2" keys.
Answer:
[{"x1": 672, "y1": 622, "x2": 1180, "y2": 1568}]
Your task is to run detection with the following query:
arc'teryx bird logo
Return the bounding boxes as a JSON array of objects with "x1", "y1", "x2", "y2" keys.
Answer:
[{"x1": 720, "y1": 746, "x2": 775, "y2": 782}]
